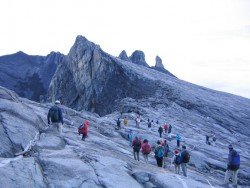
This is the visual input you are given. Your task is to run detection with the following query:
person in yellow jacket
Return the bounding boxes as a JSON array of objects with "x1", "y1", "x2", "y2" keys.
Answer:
[{"x1": 124, "y1": 116, "x2": 128, "y2": 126}]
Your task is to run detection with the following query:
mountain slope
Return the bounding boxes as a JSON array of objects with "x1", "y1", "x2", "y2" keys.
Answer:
[{"x1": 0, "y1": 51, "x2": 64, "y2": 101}]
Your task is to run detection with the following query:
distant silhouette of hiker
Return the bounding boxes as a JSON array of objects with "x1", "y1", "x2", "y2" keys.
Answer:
[
  {"x1": 168, "y1": 124, "x2": 172, "y2": 134},
  {"x1": 132, "y1": 136, "x2": 141, "y2": 161},
  {"x1": 141, "y1": 139, "x2": 151, "y2": 163},
  {"x1": 206, "y1": 135, "x2": 210, "y2": 145},
  {"x1": 124, "y1": 116, "x2": 128, "y2": 126},
  {"x1": 212, "y1": 134, "x2": 217, "y2": 146},
  {"x1": 128, "y1": 130, "x2": 134, "y2": 146},
  {"x1": 224, "y1": 144, "x2": 240, "y2": 188},
  {"x1": 163, "y1": 140, "x2": 169, "y2": 168},
  {"x1": 154, "y1": 141, "x2": 164, "y2": 167},
  {"x1": 176, "y1": 134, "x2": 181, "y2": 147},
  {"x1": 135, "y1": 116, "x2": 140, "y2": 128},
  {"x1": 158, "y1": 126, "x2": 163, "y2": 138},
  {"x1": 116, "y1": 118, "x2": 121, "y2": 130},
  {"x1": 47, "y1": 100, "x2": 64, "y2": 134},
  {"x1": 164, "y1": 123, "x2": 169, "y2": 134}
]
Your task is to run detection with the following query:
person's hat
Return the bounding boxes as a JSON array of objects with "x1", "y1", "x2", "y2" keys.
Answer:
[
  {"x1": 174, "y1": 149, "x2": 179, "y2": 154},
  {"x1": 182, "y1": 145, "x2": 186, "y2": 149},
  {"x1": 228, "y1": 144, "x2": 233, "y2": 149},
  {"x1": 55, "y1": 100, "x2": 61, "y2": 104}
]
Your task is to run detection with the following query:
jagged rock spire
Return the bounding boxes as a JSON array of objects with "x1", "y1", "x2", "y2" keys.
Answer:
[
  {"x1": 118, "y1": 50, "x2": 130, "y2": 61},
  {"x1": 129, "y1": 50, "x2": 149, "y2": 67},
  {"x1": 155, "y1": 55, "x2": 165, "y2": 69}
]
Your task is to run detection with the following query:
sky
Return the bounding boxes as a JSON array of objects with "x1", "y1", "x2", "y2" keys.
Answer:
[{"x1": 0, "y1": 0, "x2": 250, "y2": 98}]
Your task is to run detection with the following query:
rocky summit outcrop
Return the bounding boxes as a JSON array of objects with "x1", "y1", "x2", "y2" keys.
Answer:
[
  {"x1": 0, "y1": 51, "x2": 64, "y2": 101},
  {"x1": 129, "y1": 50, "x2": 149, "y2": 67},
  {"x1": 118, "y1": 50, "x2": 130, "y2": 61},
  {"x1": 151, "y1": 55, "x2": 176, "y2": 77},
  {"x1": 48, "y1": 36, "x2": 158, "y2": 115}
]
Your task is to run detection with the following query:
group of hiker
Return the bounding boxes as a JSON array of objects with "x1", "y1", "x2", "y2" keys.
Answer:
[{"x1": 47, "y1": 101, "x2": 241, "y2": 188}]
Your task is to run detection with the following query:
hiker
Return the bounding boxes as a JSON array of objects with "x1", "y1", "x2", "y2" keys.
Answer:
[
  {"x1": 124, "y1": 116, "x2": 128, "y2": 126},
  {"x1": 164, "y1": 123, "x2": 169, "y2": 134},
  {"x1": 212, "y1": 135, "x2": 217, "y2": 146},
  {"x1": 154, "y1": 140, "x2": 164, "y2": 167},
  {"x1": 180, "y1": 145, "x2": 190, "y2": 177},
  {"x1": 132, "y1": 136, "x2": 142, "y2": 161},
  {"x1": 176, "y1": 134, "x2": 181, "y2": 147},
  {"x1": 206, "y1": 135, "x2": 209, "y2": 145},
  {"x1": 156, "y1": 120, "x2": 159, "y2": 125},
  {"x1": 47, "y1": 100, "x2": 64, "y2": 134},
  {"x1": 224, "y1": 144, "x2": 240, "y2": 188},
  {"x1": 172, "y1": 149, "x2": 181, "y2": 174},
  {"x1": 158, "y1": 126, "x2": 163, "y2": 138},
  {"x1": 135, "y1": 116, "x2": 140, "y2": 128},
  {"x1": 78, "y1": 120, "x2": 90, "y2": 141},
  {"x1": 116, "y1": 118, "x2": 121, "y2": 130},
  {"x1": 163, "y1": 140, "x2": 169, "y2": 167},
  {"x1": 141, "y1": 139, "x2": 152, "y2": 163},
  {"x1": 128, "y1": 130, "x2": 134, "y2": 146},
  {"x1": 148, "y1": 121, "x2": 152, "y2": 129},
  {"x1": 168, "y1": 124, "x2": 172, "y2": 134}
]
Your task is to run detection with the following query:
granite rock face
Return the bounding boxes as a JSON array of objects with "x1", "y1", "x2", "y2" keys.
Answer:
[
  {"x1": 48, "y1": 36, "x2": 157, "y2": 115},
  {"x1": 129, "y1": 50, "x2": 149, "y2": 67},
  {"x1": 118, "y1": 50, "x2": 130, "y2": 61},
  {"x1": 0, "y1": 86, "x2": 249, "y2": 187},
  {"x1": 151, "y1": 55, "x2": 176, "y2": 77},
  {"x1": 0, "y1": 51, "x2": 64, "y2": 101}
]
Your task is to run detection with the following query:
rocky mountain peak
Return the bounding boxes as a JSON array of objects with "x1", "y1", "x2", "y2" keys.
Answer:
[
  {"x1": 155, "y1": 55, "x2": 165, "y2": 69},
  {"x1": 129, "y1": 50, "x2": 149, "y2": 67},
  {"x1": 118, "y1": 50, "x2": 130, "y2": 61}
]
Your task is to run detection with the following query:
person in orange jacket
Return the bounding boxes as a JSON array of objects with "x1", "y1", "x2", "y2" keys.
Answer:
[{"x1": 78, "y1": 120, "x2": 90, "y2": 141}]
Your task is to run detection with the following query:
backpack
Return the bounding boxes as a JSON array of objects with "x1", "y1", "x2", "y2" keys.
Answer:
[
  {"x1": 231, "y1": 153, "x2": 240, "y2": 166},
  {"x1": 158, "y1": 127, "x2": 163, "y2": 133},
  {"x1": 50, "y1": 106, "x2": 59, "y2": 122},
  {"x1": 134, "y1": 140, "x2": 141, "y2": 151},
  {"x1": 144, "y1": 144, "x2": 151, "y2": 155},
  {"x1": 182, "y1": 151, "x2": 190, "y2": 163},
  {"x1": 148, "y1": 122, "x2": 151, "y2": 128},
  {"x1": 156, "y1": 146, "x2": 164, "y2": 158},
  {"x1": 175, "y1": 155, "x2": 182, "y2": 165}
]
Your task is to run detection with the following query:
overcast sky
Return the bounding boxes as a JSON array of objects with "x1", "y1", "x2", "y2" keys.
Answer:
[{"x1": 0, "y1": 0, "x2": 250, "y2": 98}]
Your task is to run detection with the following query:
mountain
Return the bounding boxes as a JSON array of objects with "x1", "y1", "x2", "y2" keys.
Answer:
[
  {"x1": 151, "y1": 56, "x2": 176, "y2": 77},
  {"x1": 0, "y1": 35, "x2": 249, "y2": 187},
  {"x1": 0, "y1": 51, "x2": 64, "y2": 101}
]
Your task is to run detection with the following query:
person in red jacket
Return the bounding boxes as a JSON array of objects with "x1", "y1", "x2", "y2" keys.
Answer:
[
  {"x1": 141, "y1": 139, "x2": 152, "y2": 163},
  {"x1": 132, "y1": 136, "x2": 142, "y2": 161},
  {"x1": 164, "y1": 124, "x2": 169, "y2": 134},
  {"x1": 78, "y1": 120, "x2": 90, "y2": 141}
]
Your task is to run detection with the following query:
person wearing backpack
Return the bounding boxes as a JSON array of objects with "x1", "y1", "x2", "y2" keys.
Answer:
[
  {"x1": 176, "y1": 134, "x2": 181, "y2": 147},
  {"x1": 163, "y1": 140, "x2": 169, "y2": 168},
  {"x1": 47, "y1": 100, "x2": 64, "y2": 134},
  {"x1": 212, "y1": 135, "x2": 217, "y2": 146},
  {"x1": 224, "y1": 144, "x2": 240, "y2": 188},
  {"x1": 154, "y1": 141, "x2": 165, "y2": 167},
  {"x1": 158, "y1": 126, "x2": 163, "y2": 138},
  {"x1": 78, "y1": 120, "x2": 90, "y2": 141},
  {"x1": 172, "y1": 149, "x2": 181, "y2": 174},
  {"x1": 141, "y1": 139, "x2": 151, "y2": 163},
  {"x1": 180, "y1": 145, "x2": 190, "y2": 177},
  {"x1": 132, "y1": 137, "x2": 142, "y2": 161},
  {"x1": 164, "y1": 124, "x2": 169, "y2": 134}
]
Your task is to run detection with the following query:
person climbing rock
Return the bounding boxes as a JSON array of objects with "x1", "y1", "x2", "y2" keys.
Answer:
[
  {"x1": 212, "y1": 134, "x2": 217, "y2": 146},
  {"x1": 132, "y1": 136, "x2": 141, "y2": 161},
  {"x1": 176, "y1": 134, "x2": 181, "y2": 147},
  {"x1": 154, "y1": 140, "x2": 164, "y2": 167},
  {"x1": 164, "y1": 123, "x2": 169, "y2": 134},
  {"x1": 141, "y1": 139, "x2": 151, "y2": 163},
  {"x1": 206, "y1": 135, "x2": 209, "y2": 144},
  {"x1": 180, "y1": 145, "x2": 190, "y2": 177},
  {"x1": 158, "y1": 126, "x2": 163, "y2": 138},
  {"x1": 163, "y1": 140, "x2": 169, "y2": 168},
  {"x1": 116, "y1": 118, "x2": 121, "y2": 130},
  {"x1": 172, "y1": 149, "x2": 181, "y2": 174},
  {"x1": 128, "y1": 130, "x2": 134, "y2": 146},
  {"x1": 224, "y1": 144, "x2": 240, "y2": 188},
  {"x1": 47, "y1": 100, "x2": 64, "y2": 134},
  {"x1": 78, "y1": 120, "x2": 90, "y2": 141},
  {"x1": 135, "y1": 116, "x2": 140, "y2": 128},
  {"x1": 124, "y1": 116, "x2": 128, "y2": 126},
  {"x1": 168, "y1": 124, "x2": 172, "y2": 134}
]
